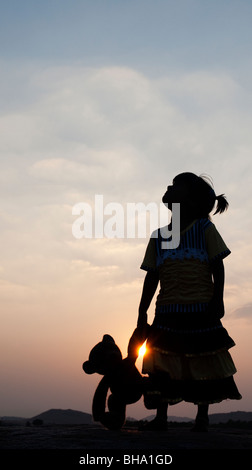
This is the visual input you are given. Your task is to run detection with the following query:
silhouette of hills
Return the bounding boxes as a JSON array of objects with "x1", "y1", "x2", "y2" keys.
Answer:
[
  {"x1": 0, "y1": 409, "x2": 92, "y2": 425},
  {"x1": 145, "y1": 410, "x2": 252, "y2": 424},
  {"x1": 144, "y1": 414, "x2": 193, "y2": 423},
  {"x1": 1, "y1": 409, "x2": 252, "y2": 426},
  {"x1": 30, "y1": 408, "x2": 93, "y2": 425},
  {"x1": 208, "y1": 411, "x2": 252, "y2": 424}
]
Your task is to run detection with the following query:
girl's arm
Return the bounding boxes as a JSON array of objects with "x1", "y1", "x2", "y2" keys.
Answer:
[
  {"x1": 210, "y1": 259, "x2": 225, "y2": 318},
  {"x1": 137, "y1": 270, "x2": 159, "y2": 328}
]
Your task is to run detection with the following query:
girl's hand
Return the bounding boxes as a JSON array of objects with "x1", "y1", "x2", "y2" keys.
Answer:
[
  {"x1": 137, "y1": 311, "x2": 148, "y2": 330},
  {"x1": 207, "y1": 296, "x2": 225, "y2": 319},
  {"x1": 210, "y1": 259, "x2": 225, "y2": 319}
]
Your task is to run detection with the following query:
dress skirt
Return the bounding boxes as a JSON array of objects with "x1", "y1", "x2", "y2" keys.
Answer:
[{"x1": 142, "y1": 312, "x2": 242, "y2": 409}]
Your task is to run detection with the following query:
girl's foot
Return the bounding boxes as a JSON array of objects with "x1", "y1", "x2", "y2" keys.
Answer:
[
  {"x1": 139, "y1": 417, "x2": 168, "y2": 431},
  {"x1": 191, "y1": 416, "x2": 209, "y2": 432}
]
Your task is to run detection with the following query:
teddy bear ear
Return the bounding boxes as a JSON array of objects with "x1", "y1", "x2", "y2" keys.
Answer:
[
  {"x1": 82, "y1": 361, "x2": 95, "y2": 374},
  {"x1": 102, "y1": 334, "x2": 115, "y2": 344}
]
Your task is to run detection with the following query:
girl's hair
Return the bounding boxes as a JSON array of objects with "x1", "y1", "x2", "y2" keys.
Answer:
[{"x1": 173, "y1": 172, "x2": 229, "y2": 217}]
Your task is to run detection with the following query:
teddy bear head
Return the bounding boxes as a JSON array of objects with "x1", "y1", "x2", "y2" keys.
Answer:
[{"x1": 83, "y1": 334, "x2": 123, "y2": 376}]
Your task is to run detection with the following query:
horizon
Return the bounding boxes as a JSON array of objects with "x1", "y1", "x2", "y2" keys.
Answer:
[
  {"x1": 1, "y1": 0, "x2": 252, "y2": 420},
  {"x1": 2, "y1": 406, "x2": 252, "y2": 422}
]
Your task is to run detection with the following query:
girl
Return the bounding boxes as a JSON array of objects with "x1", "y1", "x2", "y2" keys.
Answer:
[{"x1": 137, "y1": 172, "x2": 241, "y2": 431}]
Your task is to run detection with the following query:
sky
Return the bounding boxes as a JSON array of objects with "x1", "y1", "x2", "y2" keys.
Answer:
[{"x1": 1, "y1": 0, "x2": 252, "y2": 420}]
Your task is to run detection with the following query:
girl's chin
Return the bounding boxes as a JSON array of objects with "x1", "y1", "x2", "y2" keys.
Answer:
[{"x1": 162, "y1": 201, "x2": 172, "y2": 210}]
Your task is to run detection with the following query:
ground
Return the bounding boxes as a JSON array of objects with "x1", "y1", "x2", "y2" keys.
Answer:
[
  {"x1": 0, "y1": 422, "x2": 252, "y2": 450},
  {"x1": 1, "y1": 422, "x2": 251, "y2": 469}
]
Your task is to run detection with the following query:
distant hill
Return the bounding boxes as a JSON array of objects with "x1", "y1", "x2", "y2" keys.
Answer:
[
  {"x1": 0, "y1": 416, "x2": 28, "y2": 425},
  {"x1": 2, "y1": 409, "x2": 252, "y2": 426},
  {"x1": 144, "y1": 411, "x2": 252, "y2": 424},
  {"x1": 209, "y1": 411, "x2": 252, "y2": 424},
  {"x1": 30, "y1": 409, "x2": 93, "y2": 425},
  {"x1": 144, "y1": 414, "x2": 193, "y2": 423}
]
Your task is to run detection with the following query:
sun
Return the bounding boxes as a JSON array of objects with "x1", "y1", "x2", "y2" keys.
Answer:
[{"x1": 138, "y1": 341, "x2": 147, "y2": 358}]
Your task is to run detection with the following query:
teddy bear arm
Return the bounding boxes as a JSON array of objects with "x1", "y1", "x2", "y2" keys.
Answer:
[{"x1": 92, "y1": 376, "x2": 110, "y2": 422}]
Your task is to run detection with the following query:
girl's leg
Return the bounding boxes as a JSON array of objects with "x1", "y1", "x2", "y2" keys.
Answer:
[
  {"x1": 141, "y1": 403, "x2": 168, "y2": 431},
  {"x1": 156, "y1": 402, "x2": 168, "y2": 423},
  {"x1": 141, "y1": 373, "x2": 168, "y2": 430},
  {"x1": 192, "y1": 404, "x2": 209, "y2": 432}
]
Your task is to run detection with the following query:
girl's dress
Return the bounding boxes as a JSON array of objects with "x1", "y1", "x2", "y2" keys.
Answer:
[{"x1": 141, "y1": 218, "x2": 242, "y2": 408}]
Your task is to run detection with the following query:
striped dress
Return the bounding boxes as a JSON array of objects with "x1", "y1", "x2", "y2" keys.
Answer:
[{"x1": 141, "y1": 218, "x2": 241, "y2": 408}]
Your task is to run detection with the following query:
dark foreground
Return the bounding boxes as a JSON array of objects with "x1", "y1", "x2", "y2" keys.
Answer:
[{"x1": 1, "y1": 423, "x2": 251, "y2": 467}]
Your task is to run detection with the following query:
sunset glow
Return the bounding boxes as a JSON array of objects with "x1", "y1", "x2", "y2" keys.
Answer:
[{"x1": 138, "y1": 342, "x2": 147, "y2": 358}]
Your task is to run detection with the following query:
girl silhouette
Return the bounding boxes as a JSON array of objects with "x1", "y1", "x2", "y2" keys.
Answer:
[{"x1": 137, "y1": 172, "x2": 241, "y2": 431}]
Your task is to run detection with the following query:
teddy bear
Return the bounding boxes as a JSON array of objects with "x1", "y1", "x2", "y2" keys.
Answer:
[{"x1": 82, "y1": 327, "x2": 149, "y2": 430}]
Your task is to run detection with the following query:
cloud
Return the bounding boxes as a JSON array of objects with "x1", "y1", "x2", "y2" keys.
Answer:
[
  {"x1": 232, "y1": 303, "x2": 252, "y2": 321},
  {"x1": 2, "y1": 64, "x2": 252, "y2": 186},
  {"x1": 0, "y1": 278, "x2": 36, "y2": 302},
  {"x1": 158, "y1": 71, "x2": 242, "y2": 112},
  {"x1": 29, "y1": 150, "x2": 137, "y2": 193},
  {"x1": 1, "y1": 61, "x2": 252, "y2": 303}
]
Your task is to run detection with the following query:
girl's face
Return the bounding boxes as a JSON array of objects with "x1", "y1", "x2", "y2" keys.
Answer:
[{"x1": 162, "y1": 178, "x2": 189, "y2": 208}]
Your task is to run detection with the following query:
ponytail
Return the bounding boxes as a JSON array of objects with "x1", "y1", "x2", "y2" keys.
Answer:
[
  {"x1": 213, "y1": 194, "x2": 229, "y2": 215},
  {"x1": 175, "y1": 173, "x2": 229, "y2": 217}
]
